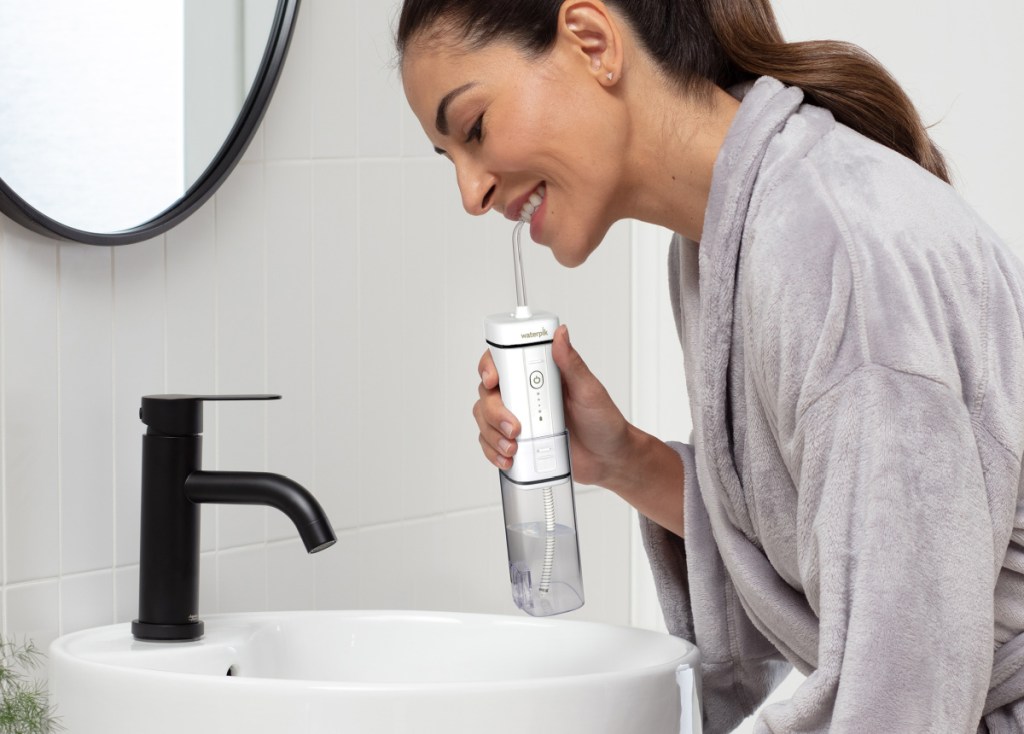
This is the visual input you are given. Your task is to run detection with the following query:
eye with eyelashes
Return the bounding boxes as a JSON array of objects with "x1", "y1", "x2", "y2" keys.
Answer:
[
  {"x1": 431, "y1": 113, "x2": 483, "y2": 166},
  {"x1": 465, "y1": 113, "x2": 484, "y2": 144}
]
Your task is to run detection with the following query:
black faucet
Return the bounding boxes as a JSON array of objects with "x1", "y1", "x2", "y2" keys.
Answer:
[{"x1": 131, "y1": 394, "x2": 336, "y2": 642}]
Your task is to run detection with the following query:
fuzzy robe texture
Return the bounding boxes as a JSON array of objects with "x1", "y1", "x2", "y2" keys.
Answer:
[{"x1": 640, "y1": 77, "x2": 1024, "y2": 733}]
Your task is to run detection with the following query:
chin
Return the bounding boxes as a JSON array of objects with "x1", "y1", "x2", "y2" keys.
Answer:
[
  {"x1": 552, "y1": 249, "x2": 590, "y2": 268},
  {"x1": 548, "y1": 227, "x2": 607, "y2": 268}
]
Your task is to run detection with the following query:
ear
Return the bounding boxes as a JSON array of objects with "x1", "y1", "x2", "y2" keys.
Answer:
[{"x1": 557, "y1": 0, "x2": 623, "y2": 86}]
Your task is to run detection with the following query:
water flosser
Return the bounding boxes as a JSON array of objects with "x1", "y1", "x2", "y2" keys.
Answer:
[{"x1": 484, "y1": 220, "x2": 584, "y2": 616}]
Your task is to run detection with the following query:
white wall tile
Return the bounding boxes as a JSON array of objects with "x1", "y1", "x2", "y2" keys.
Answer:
[
  {"x1": 562, "y1": 489, "x2": 632, "y2": 625},
  {"x1": 444, "y1": 508, "x2": 519, "y2": 616},
  {"x1": 165, "y1": 199, "x2": 218, "y2": 394},
  {"x1": 355, "y1": 160, "x2": 405, "y2": 527},
  {"x1": 312, "y1": 161, "x2": 360, "y2": 531},
  {"x1": 630, "y1": 222, "x2": 686, "y2": 632},
  {"x1": 112, "y1": 237, "x2": 166, "y2": 569},
  {"x1": 198, "y1": 551, "x2": 218, "y2": 617},
  {"x1": 263, "y1": 0, "x2": 312, "y2": 161},
  {"x1": 313, "y1": 529, "x2": 359, "y2": 609},
  {"x1": 58, "y1": 244, "x2": 114, "y2": 575},
  {"x1": 267, "y1": 539, "x2": 316, "y2": 610},
  {"x1": 399, "y1": 92, "x2": 429, "y2": 160},
  {"x1": 406, "y1": 516, "x2": 471, "y2": 612},
  {"x1": 114, "y1": 565, "x2": 139, "y2": 624},
  {"x1": 395, "y1": 0, "x2": 429, "y2": 161},
  {"x1": 398, "y1": 159, "x2": 448, "y2": 520},
  {"x1": 265, "y1": 161, "x2": 315, "y2": 541},
  {"x1": 214, "y1": 163, "x2": 267, "y2": 395},
  {"x1": 60, "y1": 571, "x2": 114, "y2": 634},
  {"x1": 217, "y1": 504, "x2": 268, "y2": 551},
  {"x1": 314, "y1": 512, "x2": 518, "y2": 616},
  {"x1": 217, "y1": 546, "x2": 267, "y2": 613},
  {"x1": 310, "y1": 0, "x2": 357, "y2": 159},
  {"x1": 213, "y1": 165, "x2": 269, "y2": 549},
  {"x1": 356, "y1": 0, "x2": 403, "y2": 158},
  {"x1": 355, "y1": 522, "x2": 412, "y2": 610},
  {"x1": 442, "y1": 199, "x2": 507, "y2": 515},
  {"x1": 5, "y1": 580, "x2": 60, "y2": 650},
  {"x1": 2, "y1": 234, "x2": 60, "y2": 584}
]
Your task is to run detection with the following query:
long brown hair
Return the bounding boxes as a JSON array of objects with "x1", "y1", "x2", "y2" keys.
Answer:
[
  {"x1": 397, "y1": 0, "x2": 950, "y2": 183},
  {"x1": 704, "y1": 0, "x2": 949, "y2": 182}
]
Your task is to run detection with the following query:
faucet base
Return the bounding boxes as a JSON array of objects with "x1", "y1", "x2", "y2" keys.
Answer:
[{"x1": 132, "y1": 619, "x2": 205, "y2": 642}]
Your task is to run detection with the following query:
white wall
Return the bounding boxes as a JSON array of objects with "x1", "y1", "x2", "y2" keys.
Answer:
[{"x1": 0, "y1": 0, "x2": 636, "y2": 654}]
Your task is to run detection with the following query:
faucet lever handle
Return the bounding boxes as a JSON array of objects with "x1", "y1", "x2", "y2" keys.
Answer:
[{"x1": 140, "y1": 394, "x2": 282, "y2": 436}]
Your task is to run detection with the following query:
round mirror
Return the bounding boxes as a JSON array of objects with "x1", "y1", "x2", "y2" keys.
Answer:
[{"x1": 0, "y1": 0, "x2": 299, "y2": 246}]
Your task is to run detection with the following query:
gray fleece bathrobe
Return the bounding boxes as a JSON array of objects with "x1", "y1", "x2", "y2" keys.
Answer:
[{"x1": 639, "y1": 77, "x2": 1024, "y2": 733}]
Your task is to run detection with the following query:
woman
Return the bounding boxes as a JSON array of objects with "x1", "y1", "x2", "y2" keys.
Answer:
[{"x1": 396, "y1": 1, "x2": 1024, "y2": 731}]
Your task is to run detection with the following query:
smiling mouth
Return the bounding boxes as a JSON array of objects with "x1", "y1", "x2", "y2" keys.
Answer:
[{"x1": 517, "y1": 183, "x2": 546, "y2": 222}]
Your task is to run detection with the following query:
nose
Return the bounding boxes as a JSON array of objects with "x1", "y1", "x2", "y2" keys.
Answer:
[{"x1": 455, "y1": 159, "x2": 497, "y2": 216}]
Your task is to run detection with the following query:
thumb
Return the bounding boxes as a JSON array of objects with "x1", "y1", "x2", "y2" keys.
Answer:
[{"x1": 551, "y1": 324, "x2": 592, "y2": 385}]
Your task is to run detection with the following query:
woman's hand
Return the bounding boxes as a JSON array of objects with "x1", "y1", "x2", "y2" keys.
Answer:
[
  {"x1": 473, "y1": 325, "x2": 630, "y2": 487},
  {"x1": 472, "y1": 324, "x2": 686, "y2": 536}
]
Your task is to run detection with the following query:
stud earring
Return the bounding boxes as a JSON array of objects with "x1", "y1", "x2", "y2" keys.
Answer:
[{"x1": 606, "y1": 72, "x2": 613, "y2": 81}]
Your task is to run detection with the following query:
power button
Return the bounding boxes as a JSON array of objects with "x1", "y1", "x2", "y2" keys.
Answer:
[{"x1": 529, "y1": 371, "x2": 545, "y2": 389}]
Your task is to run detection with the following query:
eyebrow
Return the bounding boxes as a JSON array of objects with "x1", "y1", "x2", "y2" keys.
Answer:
[{"x1": 435, "y1": 82, "x2": 477, "y2": 137}]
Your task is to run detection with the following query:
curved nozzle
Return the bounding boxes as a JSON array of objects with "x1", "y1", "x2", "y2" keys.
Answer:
[
  {"x1": 512, "y1": 220, "x2": 529, "y2": 314},
  {"x1": 185, "y1": 471, "x2": 337, "y2": 553}
]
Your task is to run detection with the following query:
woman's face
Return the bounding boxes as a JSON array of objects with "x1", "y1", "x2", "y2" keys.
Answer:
[{"x1": 401, "y1": 28, "x2": 629, "y2": 267}]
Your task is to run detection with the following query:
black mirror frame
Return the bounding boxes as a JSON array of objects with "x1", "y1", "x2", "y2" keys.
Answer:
[{"x1": 0, "y1": 0, "x2": 300, "y2": 247}]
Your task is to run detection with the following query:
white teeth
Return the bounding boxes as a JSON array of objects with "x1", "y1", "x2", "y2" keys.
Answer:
[{"x1": 519, "y1": 184, "x2": 546, "y2": 222}]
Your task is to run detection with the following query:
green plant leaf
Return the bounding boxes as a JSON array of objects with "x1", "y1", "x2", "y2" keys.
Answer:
[{"x1": 0, "y1": 638, "x2": 64, "y2": 733}]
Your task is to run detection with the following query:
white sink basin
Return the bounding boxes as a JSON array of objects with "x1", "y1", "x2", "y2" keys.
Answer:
[{"x1": 50, "y1": 610, "x2": 701, "y2": 733}]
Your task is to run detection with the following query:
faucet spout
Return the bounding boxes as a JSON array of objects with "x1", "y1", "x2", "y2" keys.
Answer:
[{"x1": 185, "y1": 471, "x2": 336, "y2": 553}]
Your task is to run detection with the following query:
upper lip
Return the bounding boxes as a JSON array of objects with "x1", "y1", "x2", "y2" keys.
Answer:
[{"x1": 502, "y1": 183, "x2": 544, "y2": 222}]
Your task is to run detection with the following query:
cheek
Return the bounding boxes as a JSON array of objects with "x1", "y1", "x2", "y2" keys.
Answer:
[{"x1": 494, "y1": 88, "x2": 576, "y2": 167}]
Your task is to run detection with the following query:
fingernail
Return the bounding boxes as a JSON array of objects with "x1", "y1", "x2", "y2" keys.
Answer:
[
  {"x1": 500, "y1": 421, "x2": 514, "y2": 438},
  {"x1": 498, "y1": 438, "x2": 513, "y2": 455},
  {"x1": 563, "y1": 325, "x2": 571, "y2": 347}
]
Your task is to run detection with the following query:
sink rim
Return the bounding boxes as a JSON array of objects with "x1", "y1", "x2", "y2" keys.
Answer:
[{"x1": 50, "y1": 609, "x2": 698, "y2": 692}]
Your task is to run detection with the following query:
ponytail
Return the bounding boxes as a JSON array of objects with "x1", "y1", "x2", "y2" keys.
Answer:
[{"x1": 702, "y1": 0, "x2": 950, "y2": 183}]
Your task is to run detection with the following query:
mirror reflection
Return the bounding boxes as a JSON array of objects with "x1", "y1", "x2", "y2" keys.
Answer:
[{"x1": 0, "y1": 0, "x2": 277, "y2": 234}]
